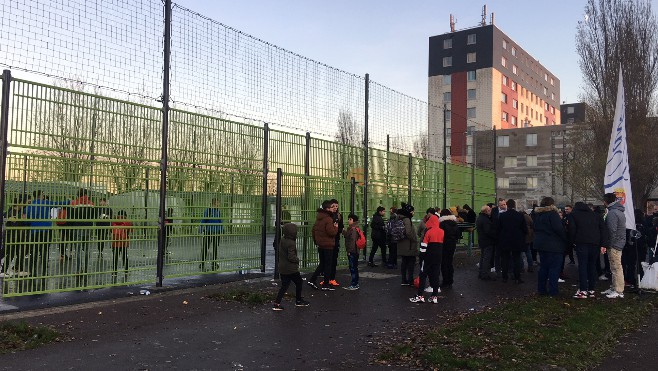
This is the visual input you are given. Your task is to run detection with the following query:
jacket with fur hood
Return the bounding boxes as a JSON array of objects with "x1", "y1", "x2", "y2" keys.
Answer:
[
  {"x1": 312, "y1": 209, "x2": 338, "y2": 249},
  {"x1": 439, "y1": 215, "x2": 460, "y2": 246},
  {"x1": 278, "y1": 223, "x2": 300, "y2": 275},
  {"x1": 532, "y1": 205, "x2": 567, "y2": 253},
  {"x1": 606, "y1": 201, "x2": 627, "y2": 250}
]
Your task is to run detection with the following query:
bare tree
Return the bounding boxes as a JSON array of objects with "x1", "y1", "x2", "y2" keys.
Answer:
[
  {"x1": 569, "y1": 0, "x2": 658, "y2": 206},
  {"x1": 334, "y1": 110, "x2": 363, "y2": 181}
]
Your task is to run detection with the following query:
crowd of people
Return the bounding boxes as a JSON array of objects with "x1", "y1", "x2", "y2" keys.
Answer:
[{"x1": 273, "y1": 193, "x2": 658, "y2": 309}]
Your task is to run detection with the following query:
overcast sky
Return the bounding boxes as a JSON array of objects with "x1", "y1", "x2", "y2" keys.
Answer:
[{"x1": 173, "y1": 0, "x2": 651, "y2": 105}]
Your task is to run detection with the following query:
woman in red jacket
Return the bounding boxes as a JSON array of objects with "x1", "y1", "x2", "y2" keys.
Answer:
[{"x1": 410, "y1": 213, "x2": 444, "y2": 304}]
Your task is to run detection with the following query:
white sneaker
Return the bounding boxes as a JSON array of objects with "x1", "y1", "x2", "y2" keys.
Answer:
[
  {"x1": 476, "y1": 262, "x2": 480, "y2": 268},
  {"x1": 558, "y1": 278, "x2": 565, "y2": 283},
  {"x1": 409, "y1": 295, "x2": 425, "y2": 303},
  {"x1": 424, "y1": 286, "x2": 441, "y2": 293},
  {"x1": 599, "y1": 274, "x2": 609, "y2": 281},
  {"x1": 606, "y1": 291, "x2": 624, "y2": 299},
  {"x1": 428, "y1": 296, "x2": 439, "y2": 304},
  {"x1": 601, "y1": 288, "x2": 614, "y2": 295},
  {"x1": 490, "y1": 268, "x2": 496, "y2": 273}
]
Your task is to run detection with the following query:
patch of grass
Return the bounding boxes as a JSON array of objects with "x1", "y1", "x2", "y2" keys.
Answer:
[
  {"x1": 378, "y1": 294, "x2": 658, "y2": 370},
  {"x1": 0, "y1": 321, "x2": 60, "y2": 354},
  {"x1": 208, "y1": 289, "x2": 275, "y2": 305}
]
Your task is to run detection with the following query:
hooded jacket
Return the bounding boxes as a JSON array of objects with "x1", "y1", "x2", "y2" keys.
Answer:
[
  {"x1": 343, "y1": 222, "x2": 360, "y2": 255},
  {"x1": 278, "y1": 223, "x2": 300, "y2": 275},
  {"x1": 568, "y1": 202, "x2": 607, "y2": 247},
  {"x1": 439, "y1": 215, "x2": 460, "y2": 247},
  {"x1": 606, "y1": 201, "x2": 627, "y2": 250},
  {"x1": 371, "y1": 211, "x2": 386, "y2": 241},
  {"x1": 312, "y1": 209, "x2": 338, "y2": 249},
  {"x1": 532, "y1": 205, "x2": 567, "y2": 253},
  {"x1": 421, "y1": 214, "x2": 444, "y2": 255},
  {"x1": 476, "y1": 212, "x2": 496, "y2": 247}
]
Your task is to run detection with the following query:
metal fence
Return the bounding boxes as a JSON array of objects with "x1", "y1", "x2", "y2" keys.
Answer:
[{"x1": 0, "y1": 0, "x2": 497, "y2": 296}]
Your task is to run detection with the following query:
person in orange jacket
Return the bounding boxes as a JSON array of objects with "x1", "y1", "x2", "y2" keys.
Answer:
[{"x1": 111, "y1": 210, "x2": 133, "y2": 279}]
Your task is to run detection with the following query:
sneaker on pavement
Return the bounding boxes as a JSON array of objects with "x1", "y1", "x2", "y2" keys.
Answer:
[
  {"x1": 367, "y1": 262, "x2": 378, "y2": 267},
  {"x1": 428, "y1": 296, "x2": 439, "y2": 304},
  {"x1": 599, "y1": 274, "x2": 609, "y2": 281},
  {"x1": 320, "y1": 284, "x2": 335, "y2": 291},
  {"x1": 409, "y1": 295, "x2": 425, "y2": 303},
  {"x1": 329, "y1": 280, "x2": 340, "y2": 287},
  {"x1": 606, "y1": 291, "x2": 624, "y2": 299},
  {"x1": 295, "y1": 300, "x2": 310, "y2": 307},
  {"x1": 601, "y1": 288, "x2": 614, "y2": 295},
  {"x1": 344, "y1": 285, "x2": 359, "y2": 290},
  {"x1": 424, "y1": 286, "x2": 441, "y2": 293},
  {"x1": 558, "y1": 278, "x2": 565, "y2": 283},
  {"x1": 588, "y1": 290, "x2": 596, "y2": 298},
  {"x1": 272, "y1": 303, "x2": 284, "y2": 311},
  {"x1": 490, "y1": 267, "x2": 496, "y2": 273},
  {"x1": 573, "y1": 290, "x2": 588, "y2": 299},
  {"x1": 306, "y1": 281, "x2": 319, "y2": 290}
]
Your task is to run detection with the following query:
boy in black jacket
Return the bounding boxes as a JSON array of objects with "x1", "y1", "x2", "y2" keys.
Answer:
[{"x1": 273, "y1": 223, "x2": 310, "y2": 311}]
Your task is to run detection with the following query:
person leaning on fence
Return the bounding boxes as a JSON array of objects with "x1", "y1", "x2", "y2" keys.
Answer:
[
  {"x1": 96, "y1": 198, "x2": 113, "y2": 254},
  {"x1": 200, "y1": 198, "x2": 224, "y2": 271},
  {"x1": 307, "y1": 200, "x2": 338, "y2": 291},
  {"x1": 1, "y1": 195, "x2": 29, "y2": 278},
  {"x1": 111, "y1": 210, "x2": 132, "y2": 280},
  {"x1": 272, "y1": 222, "x2": 310, "y2": 311},
  {"x1": 368, "y1": 206, "x2": 387, "y2": 267},
  {"x1": 24, "y1": 190, "x2": 70, "y2": 284}
]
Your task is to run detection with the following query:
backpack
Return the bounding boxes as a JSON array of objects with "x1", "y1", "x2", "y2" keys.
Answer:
[
  {"x1": 355, "y1": 227, "x2": 366, "y2": 249},
  {"x1": 387, "y1": 218, "x2": 406, "y2": 242}
]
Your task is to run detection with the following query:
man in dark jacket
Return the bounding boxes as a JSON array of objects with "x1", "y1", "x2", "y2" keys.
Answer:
[
  {"x1": 68, "y1": 189, "x2": 95, "y2": 281},
  {"x1": 273, "y1": 223, "x2": 309, "y2": 310},
  {"x1": 568, "y1": 202, "x2": 607, "y2": 298},
  {"x1": 96, "y1": 198, "x2": 113, "y2": 253},
  {"x1": 308, "y1": 200, "x2": 339, "y2": 291},
  {"x1": 497, "y1": 199, "x2": 528, "y2": 283},
  {"x1": 533, "y1": 197, "x2": 568, "y2": 296},
  {"x1": 602, "y1": 193, "x2": 626, "y2": 299},
  {"x1": 369, "y1": 206, "x2": 387, "y2": 267},
  {"x1": 476, "y1": 205, "x2": 496, "y2": 280}
]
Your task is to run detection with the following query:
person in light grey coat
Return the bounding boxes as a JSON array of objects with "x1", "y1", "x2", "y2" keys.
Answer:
[{"x1": 602, "y1": 193, "x2": 627, "y2": 298}]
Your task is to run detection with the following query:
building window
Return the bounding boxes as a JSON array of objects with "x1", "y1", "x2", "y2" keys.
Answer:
[
  {"x1": 443, "y1": 56, "x2": 452, "y2": 67},
  {"x1": 467, "y1": 145, "x2": 473, "y2": 155},
  {"x1": 446, "y1": 110, "x2": 451, "y2": 121},
  {"x1": 504, "y1": 156, "x2": 517, "y2": 167},
  {"x1": 502, "y1": 75, "x2": 508, "y2": 86},
  {"x1": 467, "y1": 33, "x2": 476, "y2": 44},
  {"x1": 512, "y1": 99, "x2": 518, "y2": 109},
  {"x1": 551, "y1": 92, "x2": 555, "y2": 101},
  {"x1": 544, "y1": 73, "x2": 548, "y2": 81},
  {"x1": 511, "y1": 81, "x2": 517, "y2": 91},
  {"x1": 467, "y1": 70, "x2": 477, "y2": 81},
  {"x1": 527, "y1": 155, "x2": 537, "y2": 166},
  {"x1": 443, "y1": 75, "x2": 451, "y2": 85},
  {"x1": 467, "y1": 126, "x2": 475, "y2": 136},
  {"x1": 511, "y1": 116, "x2": 517, "y2": 126},
  {"x1": 497, "y1": 178, "x2": 510, "y2": 189},
  {"x1": 497, "y1": 135, "x2": 510, "y2": 147},
  {"x1": 443, "y1": 92, "x2": 451, "y2": 102},
  {"x1": 520, "y1": 103, "x2": 524, "y2": 111},
  {"x1": 443, "y1": 38, "x2": 452, "y2": 49},
  {"x1": 512, "y1": 46, "x2": 517, "y2": 56},
  {"x1": 467, "y1": 52, "x2": 477, "y2": 63},
  {"x1": 526, "y1": 133, "x2": 538, "y2": 146},
  {"x1": 550, "y1": 77, "x2": 554, "y2": 86},
  {"x1": 467, "y1": 107, "x2": 476, "y2": 118},
  {"x1": 544, "y1": 102, "x2": 549, "y2": 111},
  {"x1": 512, "y1": 65, "x2": 518, "y2": 75},
  {"x1": 502, "y1": 111, "x2": 508, "y2": 121},
  {"x1": 567, "y1": 106, "x2": 574, "y2": 114},
  {"x1": 446, "y1": 127, "x2": 451, "y2": 137},
  {"x1": 567, "y1": 118, "x2": 574, "y2": 124},
  {"x1": 527, "y1": 177, "x2": 538, "y2": 189},
  {"x1": 501, "y1": 93, "x2": 508, "y2": 103},
  {"x1": 503, "y1": 39, "x2": 508, "y2": 49},
  {"x1": 502, "y1": 56, "x2": 507, "y2": 68},
  {"x1": 467, "y1": 89, "x2": 476, "y2": 100}
]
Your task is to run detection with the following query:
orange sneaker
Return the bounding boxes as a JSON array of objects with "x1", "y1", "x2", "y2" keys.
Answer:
[{"x1": 329, "y1": 280, "x2": 340, "y2": 287}]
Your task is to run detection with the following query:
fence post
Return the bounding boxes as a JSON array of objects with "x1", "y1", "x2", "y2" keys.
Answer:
[
  {"x1": 22, "y1": 154, "x2": 27, "y2": 197},
  {"x1": 229, "y1": 174, "x2": 235, "y2": 235},
  {"x1": 302, "y1": 132, "x2": 310, "y2": 268},
  {"x1": 493, "y1": 127, "x2": 498, "y2": 203},
  {"x1": 363, "y1": 73, "x2": 369, "y2": 261},
  {"x1": 155, "y1": 0, "x2": 172, "y2": 287},
  {"x1": 407, "y1": 153, "x2": 412, "y2": 205},
  {"x1": 260, "y1": 123, "x2": 270, "y2": 272},
  {"x1": 0, "y1": 69, "x2": 12, "y2": 249},
  {"x1": 443, "y1": 104, "x2": 448, "y2": 209},
  {"x1": 350, "y1": 177, "x2": 356, "y2": 216},
  {"x1": 274, "y1": 168, "x2": 282, "y2": 279}
]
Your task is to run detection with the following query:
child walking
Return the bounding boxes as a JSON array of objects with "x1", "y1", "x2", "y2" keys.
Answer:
[
  {"x1": 273, "y1": 223, "x2": 310, "y2": 311},
  {"x1": 111, "y1": 210, "x2": 133, "y2": 281},
  {"x1": 343, "y1": 214, "x2": 361, "y2": 290}
]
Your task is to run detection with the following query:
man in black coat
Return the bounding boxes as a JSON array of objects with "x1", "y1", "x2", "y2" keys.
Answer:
[
  {"x1": 476, "y1": 204, "x2": 496, "y2": 280},
  {"x1": 568, "y1": 202, "x2": 607, "y2": 298},
  {"x1": 497, "y1": 199, "x2": 528, "y2": 283},
  {"x1": 369, "y1": 206, "x2": 387, "y2": 267}
]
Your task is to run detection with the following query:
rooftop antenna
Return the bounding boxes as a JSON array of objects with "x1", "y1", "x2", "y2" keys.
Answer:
[
  {"x1": 450, "y1": 14, "x2": 456, "y2": 32},
  {"x1": 481, "y1": 5, "x2": 487, "y2": 26},
  {"x1": 490, "y1": 12, "x2": 495, "y2": 25}
]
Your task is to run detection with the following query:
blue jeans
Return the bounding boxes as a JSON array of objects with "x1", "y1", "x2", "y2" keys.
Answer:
[
  {"x1": 348, "y1": 252, "x2": 359, "y2": 286},
  {"x1": 538, "y1": 251, "x2": 563, "y2": 295},
  {"x1": 575, "y1": 244, "x2": 599, "y2": 291}
]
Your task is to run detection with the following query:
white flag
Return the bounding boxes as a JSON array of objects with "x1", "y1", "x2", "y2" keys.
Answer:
[{"x1": 604, "y1": 67, "x2": 636, "y2": 230}]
